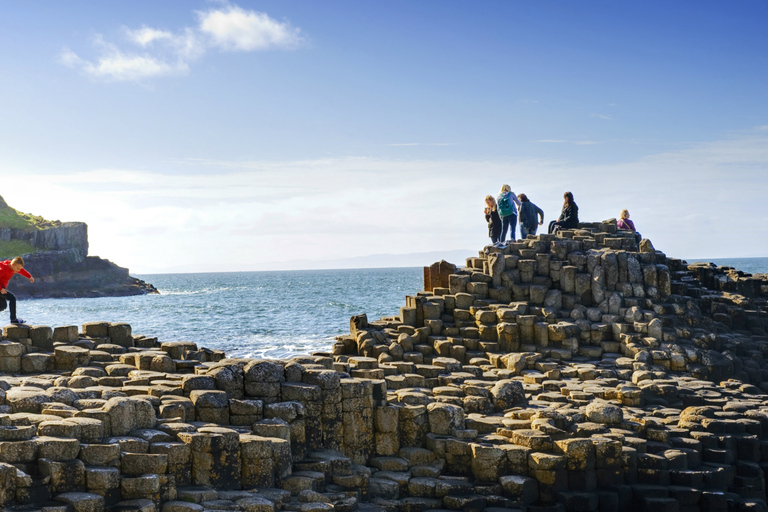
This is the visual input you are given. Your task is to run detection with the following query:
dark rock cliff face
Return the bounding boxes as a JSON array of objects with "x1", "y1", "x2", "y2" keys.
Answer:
[
  {"x1": 29, "y1": 222, "x2": 89, "y2": 253},
  {"x1": 0, "y1": 201, "x2": 157, "y2": 298},
  {"x1": 10, "y1": 249, "x2": 157, "y2": 299}
]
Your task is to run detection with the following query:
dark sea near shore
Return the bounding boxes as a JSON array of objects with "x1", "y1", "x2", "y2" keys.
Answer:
[{"x1": 17, "y1": 257, "x2": 768, "y2": 358}]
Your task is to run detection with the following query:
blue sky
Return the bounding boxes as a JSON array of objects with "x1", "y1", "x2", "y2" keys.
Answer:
[{"x1": 1, "y1": 1, "x2": 766, "y2": 273}]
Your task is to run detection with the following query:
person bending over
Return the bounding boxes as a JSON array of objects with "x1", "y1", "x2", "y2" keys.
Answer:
[{"x1": 0, "y1": 256, "x2": 34, "y2": 325}]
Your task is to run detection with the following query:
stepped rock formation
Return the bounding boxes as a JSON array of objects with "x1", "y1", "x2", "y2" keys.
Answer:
[
  {"x1": 0, "y1": 222, "x2": 768, "y2": 512},
  {"x1": 0, "y1": 196, "x2": 156, "y2": 298}
]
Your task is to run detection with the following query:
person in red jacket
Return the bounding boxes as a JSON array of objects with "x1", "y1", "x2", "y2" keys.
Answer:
[{"x1": 0, "y1": 256, "x2": 34, "y2": 325}]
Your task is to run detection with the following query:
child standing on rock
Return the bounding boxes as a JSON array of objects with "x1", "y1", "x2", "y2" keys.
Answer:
[{"x1": 0, "y1": 256, "x2": 34, "y2": 325}]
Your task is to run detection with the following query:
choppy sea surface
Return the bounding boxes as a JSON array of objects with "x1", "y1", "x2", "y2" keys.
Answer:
[{"x1": 15, "y1": 257, "x2": 768, "y2": 358}]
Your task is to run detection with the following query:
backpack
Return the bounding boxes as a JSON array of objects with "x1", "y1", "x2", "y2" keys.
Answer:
[{"x1": 498, "y1": 195, "x2": 512, "y2": 216}]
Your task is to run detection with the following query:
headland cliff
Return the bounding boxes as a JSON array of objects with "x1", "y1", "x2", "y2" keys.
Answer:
[
  {"x1": 0, "y1": 222, "x2": 767, "y2": 512},
  {"x1": 0, "y1": 195, "x2": 156, "y2": 298}
]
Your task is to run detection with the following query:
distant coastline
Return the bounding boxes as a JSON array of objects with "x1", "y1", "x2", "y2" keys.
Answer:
[
  {"x1": 133, "y1": 254, "x2": 768, "y2": 276},
  {"x1": 686, "y1": 256, "x2": 768, "y2": 275}
]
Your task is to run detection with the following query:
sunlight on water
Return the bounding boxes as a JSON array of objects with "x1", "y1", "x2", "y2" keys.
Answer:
[{"x1": 19, "y1": 268, "x2": 424, "y2": 357}]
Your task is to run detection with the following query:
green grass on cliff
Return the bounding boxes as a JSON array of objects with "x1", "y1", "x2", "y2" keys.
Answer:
[
  {"x1": 0, "y1": 239, "x2": 36, "y2": 259},
  {"x1": 0, "y1": 203, "x2": 59, "y2": 231},
  {"x1": 0, "y1": 197, "x2": 55, "y2": 257}
]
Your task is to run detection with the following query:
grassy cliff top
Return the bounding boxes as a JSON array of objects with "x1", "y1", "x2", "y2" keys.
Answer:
[
  {"x1": 0, "y1": 195, "x2": 63, "y2": 231},
  {"x1": 0, "y1": 195, "x2": 64, "y2": 258}
]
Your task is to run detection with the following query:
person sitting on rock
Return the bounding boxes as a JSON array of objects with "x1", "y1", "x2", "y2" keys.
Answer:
[
  {"x1": 0, "y1": 256, "x2": 34, "y2": 325},
  {"x1": 617, "y1": 209, "x2": 642, "y2": 242},
  {"x1": 548, "y1": 191, "x2": 579, "y2": 233},
  {"x1": 518, "y1": 193, "x2": 544, "y2": 239},
  {"x1": 484, "y1": 195, "x2": 502, "y2": 245},
  {"x1": 617, "y1": 209, "x2": 636, "y2": 231}
]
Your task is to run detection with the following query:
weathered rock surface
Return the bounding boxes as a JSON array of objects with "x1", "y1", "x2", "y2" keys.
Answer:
[{"x1": 0, "y1": 221, "x2": 767, "y2": 512}]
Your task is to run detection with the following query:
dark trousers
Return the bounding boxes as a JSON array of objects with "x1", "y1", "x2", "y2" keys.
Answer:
[
  {"x1": 0, "y1": 291, "x2": 17, "y2": 321},
  {"x1": 548, "y1": 220, "x2": 559, "y2": 234}
]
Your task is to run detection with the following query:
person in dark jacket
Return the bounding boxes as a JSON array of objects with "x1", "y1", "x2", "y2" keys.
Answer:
[
  {"x1": 548, "y1": 191, "x2": 579, "y2": 234},
  {"x1": 518, "y1": 193, "x2": 544, "y2": 239},
  {"x1": 484, "y1": 195, "x2": 502, "y2": 244}
]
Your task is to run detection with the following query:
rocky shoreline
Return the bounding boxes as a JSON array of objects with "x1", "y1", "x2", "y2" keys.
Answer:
[
  {"x1": 0, "y1": 195, "x2": 157, "y2": 299},
  {"x1": 1, "y1": 221, "x2": 768, "y2": 512},
  {"x1": 10, "y1": 250, "x2": 158, "y2": 299}
]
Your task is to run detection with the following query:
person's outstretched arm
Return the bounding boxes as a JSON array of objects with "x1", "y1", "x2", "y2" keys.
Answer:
[{"x1": 19, "y1": 268, "x2": 34, "y2": 283}]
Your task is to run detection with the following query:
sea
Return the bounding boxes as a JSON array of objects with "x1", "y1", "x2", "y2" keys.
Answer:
[{"x1": 16, "y1": 257, "x2": 768, "y2": 359}]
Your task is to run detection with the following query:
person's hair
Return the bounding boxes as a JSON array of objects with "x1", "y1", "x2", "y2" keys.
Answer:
[
  {"x1": 563, "y1": 191, "x2": 573, "y2": 208},
  {"x1": 500, "y1": 184, "x2": 511, "y2": 194},
  {"x1": 485, "y1": 195, "x2": 497, "y2": 209},
  {"x1": 11, "y1": 256, "x2": 24, "y2": 267},
  {"x1": 620, "y1": 209, "x2": 630, "y2": 219},
  {"x1": 518, "y1": 193, "x2": 529, "y2": 202}
]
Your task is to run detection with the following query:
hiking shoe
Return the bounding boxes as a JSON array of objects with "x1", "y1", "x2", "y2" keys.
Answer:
[{"x1": 11, "y1": 318, "x2": 25, "y2": 325}]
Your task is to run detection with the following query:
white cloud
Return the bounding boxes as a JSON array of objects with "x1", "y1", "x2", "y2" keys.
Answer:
[
  {"x1": 126, "y1": 26, "x2": 174, "y2": 46},
  {"x1": 590, "y1": 113, "x2": 613, "y2": 120},
  {"x1": 83, "y1": 51, "x2": 187, "y2": 81},
  {"x1": 61, "y1": 3, "x2": 303, "y2": 82},
  {"x1": 197, "y1": 5, "x2": 303, "y2": 51}
]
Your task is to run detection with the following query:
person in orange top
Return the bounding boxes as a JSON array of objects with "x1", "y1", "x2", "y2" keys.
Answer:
[{"x1": 0, "y1": 256, "x2": 34, "y2": 325}]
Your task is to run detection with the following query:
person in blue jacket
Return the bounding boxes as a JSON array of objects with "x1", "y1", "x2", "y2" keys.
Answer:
[
  {"x1": 518, "y1": 193, "x2": 544, "y2": 239},
  {"x1": 497, "y1": 184, "x2": 522, "y2": 242}
]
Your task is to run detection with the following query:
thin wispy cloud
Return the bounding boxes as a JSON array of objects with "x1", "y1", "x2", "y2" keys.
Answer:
[
  {"x1": 534, "y1": 139, "x2": 601, "y2": 145},
  {"x1": 590, "y1": 113, "x2": 613, "y2": 120},
  {"x1": 387, "y1": 142, "x2": 458, "y2": 147},
  {"x1": 59, "y1": 2, "x2": 304, "y2": 82}
]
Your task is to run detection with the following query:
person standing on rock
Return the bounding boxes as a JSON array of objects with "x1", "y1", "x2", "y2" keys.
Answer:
[
  {"x1": 484, "y1": 195, "x2": 502, "y2": 244},
  {"x1": 497, "y1": 184, "x2": 522, "y2": 242},
  {"x1": 548, "y1": 191, "x2": 579, "y2": 233},
  {"x1": 0, "y1": 256, "x2": 34, "y2": 325},
  {"x1": 518, "y1": 193, "x2": 544, "y2": 239}
]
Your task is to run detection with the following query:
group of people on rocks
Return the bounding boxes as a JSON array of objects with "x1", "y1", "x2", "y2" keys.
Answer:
[
  {"x1": 484, "y1": 185, "x2": 545, "y2": 245},
  {"x1": 484, "y1": 187, "x2": 639, "y2": 245}
]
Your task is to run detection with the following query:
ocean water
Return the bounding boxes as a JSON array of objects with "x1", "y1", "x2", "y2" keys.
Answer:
[
  {"x1": 13, "y1": 257, "x2": 768, "y2": 358},
  {"x1": 690, "y1": 257, "x2": 768, "y2": 276},
  {"x1": 18, "y1": 268, "x2": 423, "y2": 358}
]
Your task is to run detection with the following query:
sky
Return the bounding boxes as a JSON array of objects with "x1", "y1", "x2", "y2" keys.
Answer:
[{"x1": 1, "y1": 1, "x2": 767, "y2": 273}]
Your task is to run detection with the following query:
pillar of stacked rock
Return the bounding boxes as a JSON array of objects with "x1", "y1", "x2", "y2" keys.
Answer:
[{"x1": 0, "y1": 221, "x2": 767, "y2": 512}]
